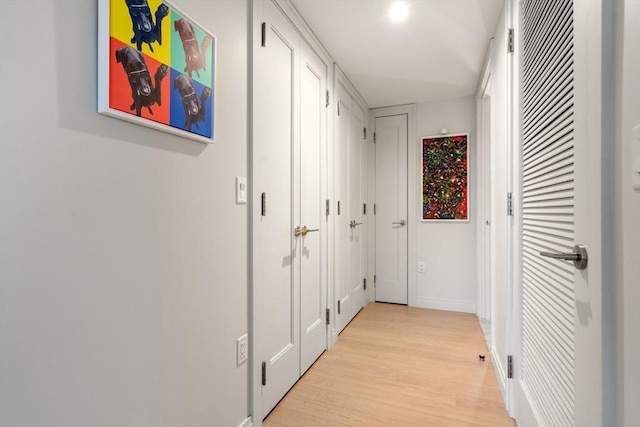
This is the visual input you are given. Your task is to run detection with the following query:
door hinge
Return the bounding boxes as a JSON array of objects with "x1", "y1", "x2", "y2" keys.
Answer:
[
  {"x1": 337, "y1": 102, "x2": 340, "y2": 116},
  {"x1": 261, "y1": 192, "x2": 267, "y2": 216},
  {"x1": 337, "y1": 201, "x2": 341, "y2": 215},
  {"x1": 507, "y1": 192, "x2": 513, "y2": 216},
  {"x1": 363, "y1": 203, "x2": 367, "y2": 215},
  {"x1": 374, "y1": 203, "x2": 377, "y2": 215},
  {"x1": 326, "y1": 90, "x2": 330, "y2": 108},
  {"x1": 373, "y1": 132, "x2": 377, "y2": 144},
  {"x1": 326, "y1": 199, "x2": 330, "y2": 217},
  {"x1": 507, "y1": 355, "x2": 513, "y2": 379},
  {"x1": 363, "y1": 278, "x2": 367, "y2": 290},
  {"x1": 326, "y1": 308, "x2": 330, "y2": 325},
  {"x1": 374, "y1": 274, "x2": 377, "y2": 285},
  {"x1": 508, "y1": 28, "x2": 514, "y2": 53},
  {"x1": 364, "y1": 127, "x2": 367, "y2": 139},
  {"x1": 261, "y1": 22, "x2": 266, "y2": 47},
  {"x1": 261, "y1": 361, "x2": 267, "y2": 385},
  {"x1": 337, "y1": 300, "x2": 341, "y2": 315}
]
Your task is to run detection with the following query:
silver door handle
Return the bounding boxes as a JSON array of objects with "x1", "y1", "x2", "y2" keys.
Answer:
[
  {"x1": 540, "y1": 244, "x2": 588, "y2": 270},
  {"x1": 392, "y1": 220, "x2": 407, "y2": 227},
  {"x1": 349, "y1": 220, "x2": 363, "y2": 229},
  {"x1": 295, "y1": 226, "x2": 319, "y2": 237},
  {"x1": 302, "y1": 226, "x2": 319, "y2": 235}
]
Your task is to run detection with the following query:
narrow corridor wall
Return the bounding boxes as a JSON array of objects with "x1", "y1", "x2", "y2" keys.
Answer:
[
  {"x1": 0, "y1": 1, "x2": 250, "y2": 426},
  {"x1": 414, "y1": 97, "x2": 478, "y2": 313}
]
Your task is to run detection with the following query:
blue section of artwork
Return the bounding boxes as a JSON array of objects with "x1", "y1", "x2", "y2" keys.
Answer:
[{"x1": 169, "y1": 68, "x2": 213, "y2": 138}]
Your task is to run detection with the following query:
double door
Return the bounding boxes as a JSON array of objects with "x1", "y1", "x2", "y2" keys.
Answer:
[{"x1": 253, "y1": 1, "x2": 329, "y2": 418}]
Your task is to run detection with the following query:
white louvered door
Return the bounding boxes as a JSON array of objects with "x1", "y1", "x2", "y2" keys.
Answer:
[{"x1": 514, "y1": 0, "x2": 604, "y2": 426}]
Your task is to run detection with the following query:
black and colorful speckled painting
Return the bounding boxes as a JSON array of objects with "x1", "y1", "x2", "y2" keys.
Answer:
[{"x1": 422, "y1": 134, "x2": 469, "y2": 221}]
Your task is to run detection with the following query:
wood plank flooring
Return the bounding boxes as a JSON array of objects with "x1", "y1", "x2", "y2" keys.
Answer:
[{"x1": 264, "y1": 302, "x2": 516, "y2": 427}]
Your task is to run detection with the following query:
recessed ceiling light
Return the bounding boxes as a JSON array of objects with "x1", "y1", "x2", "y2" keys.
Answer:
[{"x1": 389, "y1": 1, "x2": 409, "y2": 22}]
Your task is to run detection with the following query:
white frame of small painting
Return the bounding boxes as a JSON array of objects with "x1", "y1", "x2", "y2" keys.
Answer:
[
  {"x1": 421, "y1": 133, "x2": 470, "y2": 221},
  {"x1": 98, "y1": 0, "x2": 216, "y2": 144}
]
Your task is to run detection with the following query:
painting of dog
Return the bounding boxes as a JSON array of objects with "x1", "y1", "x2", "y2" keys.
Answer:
[
  {"x1": 125, "y1": 0, "x2": 169, "y2": 52},
  {"x1": 115, "y1": 46, "x2": 168, "y2": 117},
  {"x1": 100, "y1": 0, "x2": 216, "y2": 143},
  {"x1": 174, "y1": 18, "x2": 212, "y2": 78},
  {"x1": 173, "y1": 74, "x2": 211, "y2": 131}
]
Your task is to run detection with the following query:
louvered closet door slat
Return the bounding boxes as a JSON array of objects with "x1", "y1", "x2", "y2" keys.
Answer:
[{"x1": 521, "y1": 0, "x2": 576, "y2": 425}]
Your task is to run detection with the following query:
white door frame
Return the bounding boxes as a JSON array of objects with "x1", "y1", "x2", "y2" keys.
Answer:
[
  {"x1": 369, "y1": 104, "x2": 417, "y2": 306},
  {"x1": 476, "y1": 40, "x2": 493, "y2": 321}
]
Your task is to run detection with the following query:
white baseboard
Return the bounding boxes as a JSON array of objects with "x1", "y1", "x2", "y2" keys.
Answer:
[
  {"x1": 238, "y1": 416, "x2": 252, "y2": 427},
  {"x1": 415, "y1": 296, "x2": 477, "y2": 314}
]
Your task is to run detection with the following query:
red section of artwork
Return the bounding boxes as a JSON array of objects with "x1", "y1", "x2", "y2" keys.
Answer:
[{"x1": 109, "y1": 38, "x2": 170, "y2": 125}]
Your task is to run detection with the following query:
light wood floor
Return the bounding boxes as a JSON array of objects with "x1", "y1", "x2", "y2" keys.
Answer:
[{"x1": 264, "y1": 303, "x2": 516, "y2": 427}]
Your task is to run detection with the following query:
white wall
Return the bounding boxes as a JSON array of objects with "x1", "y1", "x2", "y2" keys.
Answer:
[
  {"x1": 0, "y1": 1, "x2": 249, "y2": 426},
  {"x1": 414, "y1": 97, "x2": 478, "y2": 313}
]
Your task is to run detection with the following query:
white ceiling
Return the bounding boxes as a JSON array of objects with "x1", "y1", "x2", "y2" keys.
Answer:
[{"x1": 291, "y1": 0, "x2": 504, "y2": 108}]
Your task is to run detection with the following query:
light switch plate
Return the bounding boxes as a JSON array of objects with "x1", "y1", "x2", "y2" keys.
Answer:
[
  {"x1": 632, "y1": 125, "x2": 640, "y2": 191},
  {"x1": 236, "y1": 177, "x2": 247, "y2": 204}
]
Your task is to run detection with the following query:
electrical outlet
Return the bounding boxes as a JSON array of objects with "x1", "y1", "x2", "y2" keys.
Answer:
[
  {"x1": 237, "y1": 334, "x2": 248, "y2": 366},
  {"x1": 418, "y1": 262, "x2": 426, "y2": 273}
]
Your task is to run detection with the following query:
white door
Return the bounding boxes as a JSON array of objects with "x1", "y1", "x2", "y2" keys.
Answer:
[
  {"x1": 253, "y1": 2, "x2": 328, "y2": 417},
  {"x1": 334, "y1": 85, "x2": 352, "y2": 333},
  {"x1": 374, "y1": 114, "x2": 408, "y2": 304},
  {"x1": 334, "y1": 81, "x2": 367, "y2": 333},
  {"x1": 254, "y1": 5, "x2": 299, "y2": 415},
  {"x1": 513, "y1": 0, "x2": 605, "y2": 425},
  {"x1": 299, "y1": 44, "x2": 328, "y2": 374},
  {"x1": 348, "y1": 101, "x2": 366, "y2": 318}
]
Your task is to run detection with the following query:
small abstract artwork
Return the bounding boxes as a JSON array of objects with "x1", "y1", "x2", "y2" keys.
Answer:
[
  {"x1": 422, "y1": 133, "x2": 469, "y2": 221},
  {"x1": 98, "y1": 0, "x2": 216, "y2": 144}
]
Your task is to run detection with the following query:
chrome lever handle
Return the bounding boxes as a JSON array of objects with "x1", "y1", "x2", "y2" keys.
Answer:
[
  {"x1": 392, "y1": 220, "x2": 407, "y2": 227},
  {"x1": 295, "y1": 226, "x2": 319, "y2": 237},
  {"x1": 349, "y1": 220, "x2": 363, "y2": 229},
  {"x1": 540, "y1": 244, "x2": 588, "y2": 270}
]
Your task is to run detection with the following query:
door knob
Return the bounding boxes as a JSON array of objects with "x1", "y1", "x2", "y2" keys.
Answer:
[
  {"x1": 392, "y1": 220, "x2": 407, "y2": 227},
  {"x1": 349, "y1": 220, "x2": 363, "y2": 229},
  {"x1": 540, "y1": 244, "x2": 588, "y2": 270}
]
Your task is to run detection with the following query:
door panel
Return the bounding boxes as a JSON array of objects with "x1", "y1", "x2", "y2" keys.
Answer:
[
  {"x1": 334, "y1": 86, "x2": 352, "y2": 334},
  {"x1": 299, "y1": 46, "x2": 327, "y2": 374},
  {"x1": 349, "y1": 102, "x2": 365, "y2": 318},
  {"x1": 254, "y1": 11, "x2": 299, "y2": 417},
  {"x1": 514, "y1": 0, "x2": 604, "y2": 425},
  {"x1": 375, "y1": 114, "x2": 408, "y2": 304}
]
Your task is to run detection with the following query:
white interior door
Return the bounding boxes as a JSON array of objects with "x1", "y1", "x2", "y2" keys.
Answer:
[
  {"x1": 334, "y1": 85, "x2": 352, "y2": 333},
  {"x1": 348, "y1": 101, "x2": 365, "y2": 318},
  {"x1": 374, "y1": 114, "x2": 408, "y2": 304},
  {"x1": 254, "y1": 5, "x2": 299, "y2": 416},
  {"x1": 513, "y1": 0, "x2": 605, "y2": 425},
  {"x1": 334, "y1": 80, "x2": 367, "y2": 333},
  {"x1": 299, "y1": 44, "x2": 327, "y2": 374},
  {"x1": 254, "y1": 2, "x2": 329, "y2": 417}
]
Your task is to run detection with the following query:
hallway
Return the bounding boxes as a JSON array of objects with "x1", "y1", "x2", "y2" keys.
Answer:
[{"x1": 264, "y1": 303, "x2": 515, "y2": 426}]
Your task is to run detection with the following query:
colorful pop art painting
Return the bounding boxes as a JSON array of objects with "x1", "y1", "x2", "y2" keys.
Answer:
[
  {"x1": 422, "y1": 134, "x2": 469, "y2": 221},
  {"x1": 98, "y1": 0, "x2": 216, "y2": 144}
]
